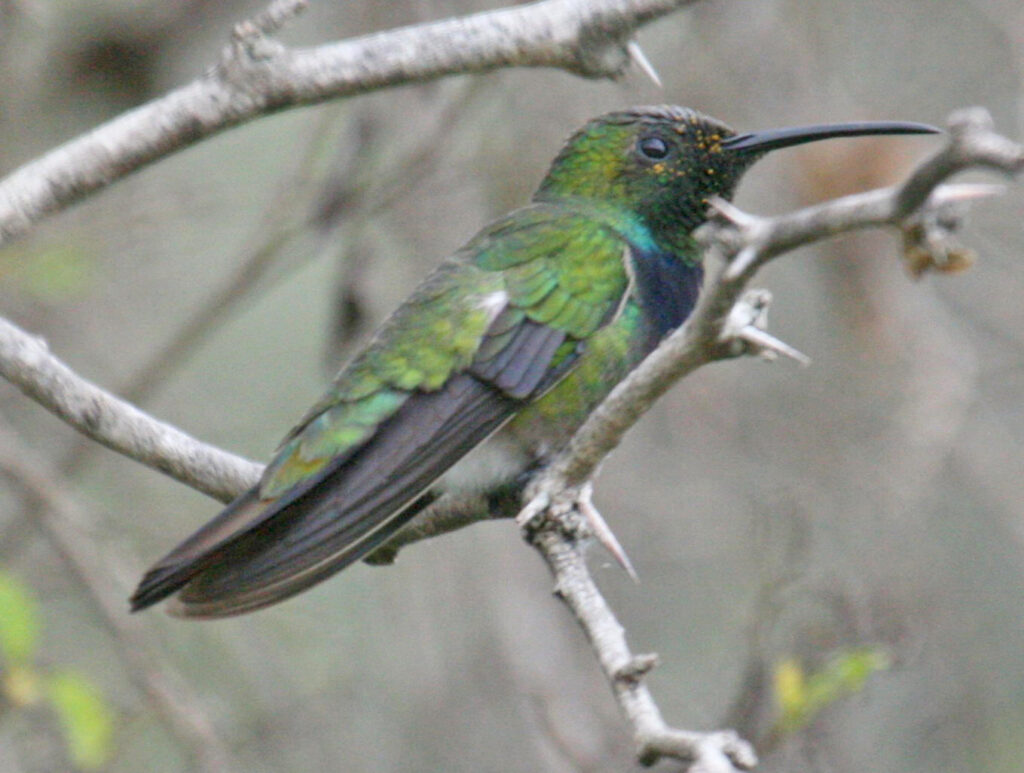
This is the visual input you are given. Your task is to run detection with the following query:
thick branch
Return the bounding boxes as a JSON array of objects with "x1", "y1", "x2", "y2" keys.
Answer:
[
  {"x1": 0, "y1": 317, "x2": 260, "y2": 502},
  {"x1": 0, "y1": 0, "x2": 694, "y2": 245}
]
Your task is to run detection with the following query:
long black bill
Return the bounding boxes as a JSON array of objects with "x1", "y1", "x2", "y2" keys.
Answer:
[{"x1": 721, "y1": 120, "x2": 940, "y2": 154}]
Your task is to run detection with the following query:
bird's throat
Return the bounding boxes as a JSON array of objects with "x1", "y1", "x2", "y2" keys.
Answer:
[{"x1": 628, "y1": 243, "x2": 704, "y2": 345}]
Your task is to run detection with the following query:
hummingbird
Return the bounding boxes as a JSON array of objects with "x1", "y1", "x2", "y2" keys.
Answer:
[{"x1": 131, "y1": 106, "x2": 937, "y2": 618}]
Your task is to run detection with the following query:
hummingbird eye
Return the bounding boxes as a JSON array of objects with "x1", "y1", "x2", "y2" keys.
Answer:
[{"x1": 637, "y1": 135, "x2": 670, "y2": 160}]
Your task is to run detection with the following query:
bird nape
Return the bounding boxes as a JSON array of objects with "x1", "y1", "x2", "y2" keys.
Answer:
[{"x1": 131, "y1": 106, "x2": 938, "y2": 619}]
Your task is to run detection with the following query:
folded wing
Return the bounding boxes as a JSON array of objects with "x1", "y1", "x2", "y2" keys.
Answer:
[{"x1": 130, "y1": 206, "x2": 628, "y2": 618}]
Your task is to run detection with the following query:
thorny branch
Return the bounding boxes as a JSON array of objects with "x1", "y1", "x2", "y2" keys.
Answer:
[
  {"x1": 0, "y1": 109, "x2": 1018, "y2": 769},
  {"x1": 0, "y1": 0, "x2": 694, "y2": 246},
  {"x1": 539, "y1": 108, "x2": 1022, "y2": 500},
  {"x1": 503, "y1": 107, "x2": 1021, "y2": 769}
]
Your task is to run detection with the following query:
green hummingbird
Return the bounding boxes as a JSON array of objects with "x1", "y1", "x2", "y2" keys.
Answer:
[{"x1": 131, "y1": 106, "x2": 936, "y2": 618}]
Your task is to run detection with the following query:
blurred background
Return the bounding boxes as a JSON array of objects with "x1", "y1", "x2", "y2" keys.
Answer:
[{"x1": 0, "y1": 0, "x2": 1022, "y2": 771}]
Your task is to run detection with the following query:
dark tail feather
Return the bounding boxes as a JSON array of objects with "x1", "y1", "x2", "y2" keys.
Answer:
[
  {"x1": 166, "y1": 378, "x2": 515, "y2": 618},
  {"x1": 129, "y1": 489, "x2": 265, "y2": 612},
  {"x1": 131, "y1": 375, "x2": 518, "y2": 619},
  {"x1": 130, "y1": 314, "x2": 574, "y2": 618},
  {"x1": 166, "y1": 491, "x2": 437, "y2": 619}
]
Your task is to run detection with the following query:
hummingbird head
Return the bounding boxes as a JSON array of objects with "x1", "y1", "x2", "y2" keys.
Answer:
[{"x1": 535, "y1": 105, "x2": 938, "y2": 251}]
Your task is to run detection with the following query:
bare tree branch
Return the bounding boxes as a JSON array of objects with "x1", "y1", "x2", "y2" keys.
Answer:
[
  {"x1": 0, "y1": 0, "x2": 695, "y2": 246},
  {"x1": 525, "y1": 507, "x2": 758, "y2": 771},
  {"x1": 533, "y1": 108, "x2": 1022, "y2": 502},
  {"x1": 0, "y1": 316, "x2": 261, "y2": 502},
  {"x1": 0, "y1": 106, "x2": 1019, "y2": 770}
]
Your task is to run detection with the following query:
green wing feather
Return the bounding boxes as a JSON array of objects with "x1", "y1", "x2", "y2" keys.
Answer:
[{"x1": 130, "y1": 204, "x2": 630, "y2": 616}]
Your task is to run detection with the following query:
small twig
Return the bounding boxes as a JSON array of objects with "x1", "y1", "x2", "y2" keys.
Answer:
[{"x1": 526, "y1": 510, "x2": 757, "y2": 771}]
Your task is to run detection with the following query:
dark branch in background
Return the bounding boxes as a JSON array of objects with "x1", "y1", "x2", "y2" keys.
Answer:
[
  {"x1": 0, "y1": 0, "x2": 695, "y2": 246},
  {"x1": 0, "y1": 109, "x2": 1018, "y2": 770},
  {"x1": 116, "y1": 107, "x2": 346, "y2": 408}
]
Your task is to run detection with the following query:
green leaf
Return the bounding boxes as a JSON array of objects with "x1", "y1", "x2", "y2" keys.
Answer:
[
  {"x1": 46, "y1": 669, "x2": 115, "y2": 770},
  {"x1": 773, "y1": 647, "x2": 890, "y2": 734},
  {"x1": 773, "y1": 657, "x2": 808, "y2": 728},
  {"x1": 0, "y1": 571, "x2": 39, "y2": 665}
]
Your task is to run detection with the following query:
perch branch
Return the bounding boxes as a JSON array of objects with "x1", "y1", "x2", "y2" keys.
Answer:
[
  {"x1": 511, "y1": 107, "x2": 1020, "y2": 768},
  {"x1": 0, "y1": 0, "x2": 695, "y2": 246}
]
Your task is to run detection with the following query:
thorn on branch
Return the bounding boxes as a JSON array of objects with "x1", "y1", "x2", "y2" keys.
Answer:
[
  {"x1": 570, "y1": 3, "x2": 699, "y2": 80},
  {"x1": 614, "y1": 652, "x2": 659, "y2": 685},
  {"x1": 701, "y1": 199, "x2": 770, "y2": 281},
  {"x1": 626, "y1": 40, "x2": 663, "y2": 88},
  {"x1": 720, "y1": 289, "x2": 810, "y2": 365},
  {"x1": 230, "y1": 0, "x2": 308, "y2": 61},
  {"x1": 516, "y1": 489, "x2": 553, "y2": 531},
  {"x1": 577, "y1": 482, "x2": 638, "y2": 581}
]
